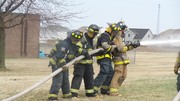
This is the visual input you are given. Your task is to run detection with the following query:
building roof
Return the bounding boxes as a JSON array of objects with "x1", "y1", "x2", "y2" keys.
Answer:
[
  {"x1": 129, "y1": 28, "x2": 149, "y2": 39},
  {"x1": 153, "y1": 29, "x2": 180, "y2": 40},
  {"x1": 159, "y1": 29, "x2": 180, "y2": 36}
]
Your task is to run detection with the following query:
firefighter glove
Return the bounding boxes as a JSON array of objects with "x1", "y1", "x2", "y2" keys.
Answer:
[
  {"x1": 125, "y1": 41, "x2": 132, "y2": 47},
  {"x1": 132, "y1": 41, "x2": 140, "y2": 48},
  {"x1": 82, "y1": 49, "x2": 90, "y2": 58},
  {"x1": 174, "y1": 67, "x2": 179, "y2": 75},
  {"x1": 73, "y1": 60, "x2": 79, "y2": 65},
  {"x1": 46, "y1": 54, "x2": 52, "y2": 58},
  {"x1": 110, "y1": 45, "x2": 117, "y2": 52},
  {"x1": 62, "y1": 65, "x2": 68, "y2": 71}
]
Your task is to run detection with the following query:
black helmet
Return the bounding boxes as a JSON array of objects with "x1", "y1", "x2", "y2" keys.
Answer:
[
  {"x1": 70, "y1": 30, "x2": 83, "y2": 39},
  {"x1": 117, "y1": 21, "x2": 127, "y2": 30},
  {"x1": 70, "y1": 30, "x2": 83, "y2": 44},
  {"x1": 67, "y1": 30, "x2": 74, "y2": 38},
  {"x1": 87, "y1": 24, "x2": 100, "y2": 34}
]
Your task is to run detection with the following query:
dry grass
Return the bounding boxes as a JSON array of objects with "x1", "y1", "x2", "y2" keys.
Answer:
[{"x1": 0, "y1": 51, "x2": 178, "y2": 101}]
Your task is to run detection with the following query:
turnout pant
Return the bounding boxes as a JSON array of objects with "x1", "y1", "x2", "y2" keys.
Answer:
[
  {"x1": 94, "y1": 58, "x2": 114, "y2": 93},
  {"x1": 177, "y1": 74, "x2": 180, "y2": 92},
  {"x1": 49, "y1": 66, "x2": 71, "y2": 98},
  {"x1": 109, "y1": 65, "x2": 127, "y2": 95},
  {"x1": 71, "y1": 64, "x2": 95, "y2": 97}
]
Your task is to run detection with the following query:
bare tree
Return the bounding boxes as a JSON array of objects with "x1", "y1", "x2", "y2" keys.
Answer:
[{"x1": 0, "y1": 0, "x2": 81, "y2": 70}]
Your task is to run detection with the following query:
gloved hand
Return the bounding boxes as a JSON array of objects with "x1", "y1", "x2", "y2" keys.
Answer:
[
  {"x1": 82, "y1": 49, "x2": 90, "y2": 58},
  {"x1": 110, "y1": 45, "x2": 117, "y2": 52},
  {"x1": 46, "y1": 54, "x2": 52, "y2": 58},
  {"x1": 174, "y1": 67, "x2": 179, "y2": 75},
  {"x1": 125, "y1": 41, "x2": 132, "y2": 47},
  {"x1": 73, "y1": 60, "x2": 79, "y2": 65},
  {"x1": 131, "y1": 41, "x2": 140, "y2": 48},
  {"x1": 62, "y1": 65, "x2": 68, "y2": 71}
]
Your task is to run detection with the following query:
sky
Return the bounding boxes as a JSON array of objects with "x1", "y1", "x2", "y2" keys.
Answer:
[{"x1": 67, "y1": 0, "x2": 180, "y2": 35}]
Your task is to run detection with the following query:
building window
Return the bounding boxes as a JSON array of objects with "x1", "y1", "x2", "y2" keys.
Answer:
[
  {"x1": 128, "y1": 34, "x2": 130, "y2": 37},
  {"x1": 148, "y1": 35, "x2": 150, "y2": 38}
]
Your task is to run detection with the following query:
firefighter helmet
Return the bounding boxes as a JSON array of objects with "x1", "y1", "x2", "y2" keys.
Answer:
[
  {"x1": 70, "y1": 30, "x2": 83, "y2": 44},
  {"x1": 117, "y1": 21, "x2": 128, "y2": 38},
  {"x1": 117, "y1": 21, "x2": 127, "y2": 30},
  {"x1": 106, "y1": 23, "x2": 121, "y2": 35},
  {"x1": 87, "y1": 24, "x2": 100, "y2": 34}
]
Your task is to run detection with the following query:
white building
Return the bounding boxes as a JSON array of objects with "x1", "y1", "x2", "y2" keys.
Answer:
[
  {"x1": 40, "y1": 25, "x2": 69, "y2": 43},
  {"x1": 125, "y1": 28, "x2": 154, "y2": 42},
  {"x1": 153, "y1": 29, "x2": 180, "y2": 47}
]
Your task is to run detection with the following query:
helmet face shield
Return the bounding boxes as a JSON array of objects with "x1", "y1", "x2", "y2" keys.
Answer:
[
  {"x1": 89, "y1": 28, "x2": 99, "y2": 34},
  {"x1": 70, "y1": 37, "x2": 81, "y2": 44},
  {"x1": 87, "y1": 24, "x2": 100, "y2": 37}
]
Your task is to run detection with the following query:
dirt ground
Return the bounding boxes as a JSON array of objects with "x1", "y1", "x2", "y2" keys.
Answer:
[{"x1": 0, "y1": 48, "x2": 179, "y2": 101}]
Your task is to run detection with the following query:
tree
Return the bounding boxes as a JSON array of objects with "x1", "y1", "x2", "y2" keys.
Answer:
[{"x1": 0, "y1": 0, "x2": 81, "y2": 70}]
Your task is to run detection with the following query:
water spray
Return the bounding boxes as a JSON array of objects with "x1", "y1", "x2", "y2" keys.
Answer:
[{"x1": 140, "y1": 40, "x2": 180, "y2": 46}]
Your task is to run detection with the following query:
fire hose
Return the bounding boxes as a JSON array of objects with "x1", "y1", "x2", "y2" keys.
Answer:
[
  {"x1": 1, "y1": 48, "x2": 104, "y2": 101},
  {"x1": 4, "y1": 39, "x2": 180, "y2": 101},
  {"x1": 1, "y1": 42, "x2": 142, "y2": 101}
]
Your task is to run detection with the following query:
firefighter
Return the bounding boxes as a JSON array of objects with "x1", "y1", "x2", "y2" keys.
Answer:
[
  {"x1": 174, "y1": 50, "x2": 180, "y2": 92},
  {"x1": 93, "y1": 23, "x2": 121, "y2": 95},
  {"x1": 109, "y1": 21, "x2": 140, "y2": 96},
  {"x1": 70, "y1": 24, "x2": 100, "y2": 98},
  {"x1": 48, "y1": 30, "x2": 87, "y2": 101}
]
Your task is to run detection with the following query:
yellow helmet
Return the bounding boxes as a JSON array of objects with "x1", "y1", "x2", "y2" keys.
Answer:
[{"x1": 106, "y1": 23, "x2": 121, "y2": 34}]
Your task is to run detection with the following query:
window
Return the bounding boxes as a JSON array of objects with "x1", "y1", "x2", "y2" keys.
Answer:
[{"x1": 128, "y1": 34, "x2": 130, "y2": 37}]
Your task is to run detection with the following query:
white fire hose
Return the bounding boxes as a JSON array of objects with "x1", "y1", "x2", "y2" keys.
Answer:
[
  {"x1": 1, "y1": 48, "x2": 103, "y2": 101},
  {"x1": 173, "y1": 91, "x2": 180, "y2": 101}
]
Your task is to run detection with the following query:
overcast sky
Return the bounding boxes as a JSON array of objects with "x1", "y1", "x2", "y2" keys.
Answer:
[{"x1": 67, "y1": 0, "x2": 180, "y2": 35}]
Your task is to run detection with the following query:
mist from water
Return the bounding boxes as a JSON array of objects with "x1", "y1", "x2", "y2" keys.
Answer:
[{"x1": 140, "y1": 40, "x2": 180, "y2": 46}]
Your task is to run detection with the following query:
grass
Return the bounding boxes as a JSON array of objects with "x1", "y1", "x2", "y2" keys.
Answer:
[
  {"x1": 0, "y1": 52, "x2": 179, "y2": 101},
  {"x1": 0, "y1": 67, "x2": 10, "y2": 71},
  {"x1": 119, "y1": 77, "x2": 176, "y2": 101}
]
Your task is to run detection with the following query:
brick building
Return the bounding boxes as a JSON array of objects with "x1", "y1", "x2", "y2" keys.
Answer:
[{"x1": 5, "y1": 14, "x2": 40, "y2": 58}]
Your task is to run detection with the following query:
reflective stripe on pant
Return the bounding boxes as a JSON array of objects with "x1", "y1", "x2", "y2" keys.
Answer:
[
  {"x1": 62, "y1": 93, "x2": 71, "y2": 98},
  {"x1": 71, "y1": 64, "x2": 94, "y2": 97},
  {"x1": 94, "y1": 58, "x2": 114, "y2": 89},
  {"x1": 100, "y1": 85, "x2": 109, "y2": 94},
  {"x1": 110, "y1": 65, "x2": 127, "y2": 90},
  {"x1": 49, "y1": 65, "x2": 70, "y2": 95},
  {"x1": 110, "y1": 88, "x2": 118, "y2": 93},
  {"x1": 48, "y1": 94, "x2": 58, "y2": 99}
]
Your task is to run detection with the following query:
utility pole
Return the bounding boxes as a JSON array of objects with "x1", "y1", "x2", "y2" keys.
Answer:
[{"x1": 156, "y1": 4, "x2": 160, "y2": 35}]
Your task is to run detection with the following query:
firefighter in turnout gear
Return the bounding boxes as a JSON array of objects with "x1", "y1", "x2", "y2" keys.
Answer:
[
  {"x1": 48, "y1": 30, "x2": 84, "y2": 101},
  {"x1": 93, "y1": 23, "x2": 121, "y2": 95},
  {"x1": 71, "y1": 24, "x2": 100, "y2": 98},
  {"x1": 174, "y1": 51, "x2": 180, "y2": 92},
  {"x1": 109, "y1": 21, "x2": 140, "y2": 96}
]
